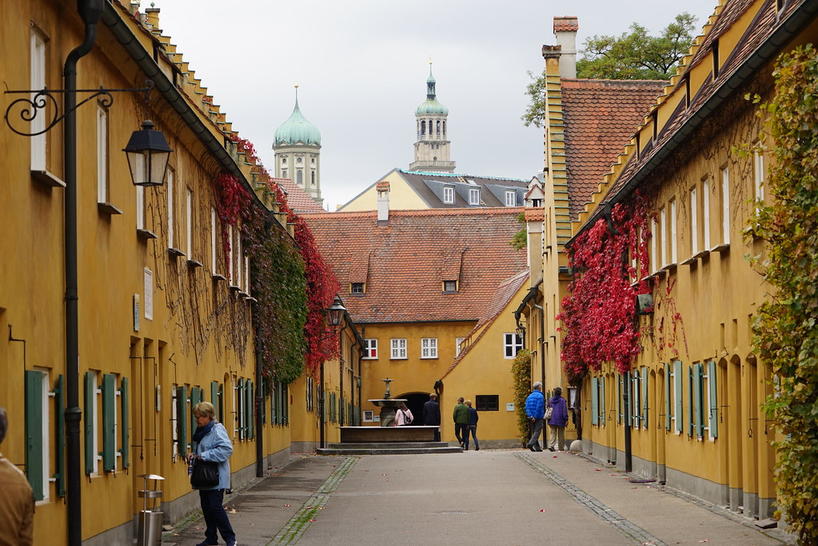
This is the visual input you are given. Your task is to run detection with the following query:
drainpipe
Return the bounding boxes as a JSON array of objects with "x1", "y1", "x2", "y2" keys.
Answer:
[
  {"x1": 338, "y1": 322, "x2": 348, "y2": 426},
  {"x1": 319, "y1": 360, "x2": 325, "y2": 449},
  {"x1": 64, "y1": 2, "x2": 103, "y2": 544},
  {"x1": 254, "y1": 342, "x2": 263, "y2": 478},
  {"x1": 624, "y1": 371, "x2": 632, "y2": 473},
  {"x1": 533, "y1": 303, "x2": 546, "y2": 387}
]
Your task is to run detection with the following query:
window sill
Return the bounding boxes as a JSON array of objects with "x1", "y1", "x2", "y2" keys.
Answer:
[
  {"x1": 211, "y1": 273, "x2": 226, "y2": 282},
  {"x1": 361, "y1": 357, "x2": 378, "y2": 361},
  {"x1": 710, "y1": 243, "x2": 730, "y2": 253},
  {"x1": 661, "y1": 263, "x2": 677, "y2": 273},
  {"x1": 187, "y1": 259, "x2": 203, "y2": 269},
  {"x1": 442, "y1": 291, "x2": 458, "y2": 295},
  {"x1": 168, "y1": 247, "x2": 185, "y2": 258},
  {"x1": 97, "y1": 202, "x2": 123, "y2": 216},
  {"x1": 238, "y1": 291, "x2": 250, "y2": 299},
  {"x1": 680, "y1": 256, "x2": 698, "y2": 267},
  {"x1": 245, "y1": 296, "x2": 258, "y2": 303},
  {"x1": 228, "y1": 285, "x2": 241, "y2": 292},
  {"x1": 420, "y1": 357, "x2": 439, "y2": 360},
  {"x1": 31, "y1": 169, "x2": 66, "y2": 188},
  {"x1": 136, "y1": 229, "x2": 158, "y2": 242},
  {"x1": 389, "y1": 357, "x2": 408, "y2": 361}
]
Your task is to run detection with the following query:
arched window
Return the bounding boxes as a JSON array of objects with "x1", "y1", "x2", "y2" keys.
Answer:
[
  {"x1": 311, "y1": 170, "x2": 316, "y2": 186},
  {"x1": 421, "y1": 120, "x2": 426, "y2": 135},
  {"x1": 297, "y1": 169, "x2": 303, "y2": 186},
  {"x1": 443, "y1": 121, "x2": 446, "y2": 137},
  {"x1": 436, "y1": 120, "x2": 440, "y2": 135}
]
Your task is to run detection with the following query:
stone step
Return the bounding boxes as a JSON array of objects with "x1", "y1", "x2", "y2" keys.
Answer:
[
  {"x1": 326, "y1": 442, "x2": 450, "y2": 449},
  {"x1": 316, "y1": 446, "x2": 463, "y2": 455}
]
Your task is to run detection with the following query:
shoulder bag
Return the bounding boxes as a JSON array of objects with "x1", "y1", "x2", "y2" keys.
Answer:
[{"x1": 190, "y1": 458, "x2": 219, "y2": 488}]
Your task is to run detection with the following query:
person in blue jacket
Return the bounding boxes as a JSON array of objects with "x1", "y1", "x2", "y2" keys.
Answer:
[
  {"x1": 191, "y1": 401, "x2": 236, "y2": 546},
  {"x1": 525, "y1": 382, "x2": 545, "y2": 451},
  {"x1": 547, "y1": 386, "x2": 569, "y2": 452}
]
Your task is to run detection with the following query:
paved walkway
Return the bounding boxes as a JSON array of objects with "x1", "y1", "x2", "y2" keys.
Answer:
[{"x1": 167, "y1": 450, "x2": 789, "y2": 546}]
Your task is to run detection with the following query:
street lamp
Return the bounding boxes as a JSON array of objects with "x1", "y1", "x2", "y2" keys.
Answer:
[
  {"x1": 326, "y1": 295, "x2": 346, "y2": 327},
  {"x1": 124, "y1": 120, "x2": 172, "y2": 186}
]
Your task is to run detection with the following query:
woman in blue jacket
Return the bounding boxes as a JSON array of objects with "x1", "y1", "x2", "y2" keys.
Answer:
[{"x1": 191, "y1": 401, "x2": 236, "y2": 546}]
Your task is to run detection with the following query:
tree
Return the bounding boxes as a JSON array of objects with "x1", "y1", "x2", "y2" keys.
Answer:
[{"x1": 523, "y1": 13, "x2": 697, "y2": 127}]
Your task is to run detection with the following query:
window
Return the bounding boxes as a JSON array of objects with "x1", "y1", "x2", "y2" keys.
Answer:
[
  {"x1": 390, "y1": 339, "x2": 407, "y2": 359},
  {"x1": 30, "y1": 30, "x2": 46, "y2": 171},
  {"x1": 631, "y1": 371, "x2": 641, "y2": 428},
  {"x1": 351, "y1": 282, "x2": 365, "y2": 294},
  {"x1": 670, "y1": 199, "x2": 677, "y2": 264},
  {"x1": 185, "y1": 188, "x2": 193, "y2": 257},
  {"x1": 311, "y1": 170, "x2": 316, "y2": 186},
  {"x1": 706, "y1": 360, "x2": 718, "y2": 440},
  {"x1": 281, "y1": 168, "x2": 288, "y2": 179},
  {"x1": 167, "y1": 169, "x2": 175, "y2": 249},
  {"x1": 443, "y1": 186, "x2": 454, "y2": 204},
  {"x1": 591, "y1": 376, "x2": 606, "y2": 426},
  {"x1": 97, "y1": 106, "x2": 109, "y2": 203},
  {"x1": 24, "y1": 369, "x2": 50, "y2": 500},
  {"x1": 650, "y1": 218, "x2": 658, "y2": 273},
  {"x1": 297, "y1": 169, "x2": 303, "y2": 185},
  {"x1": 236, "y1": 235, "x2": 243, "y2": 289},
  {"x1": 659, "y1": 208, "x2": 667, "y2": 267},
  {"x1": 311, "y1": 156, "x2": 316, "y2": 165},
  {"x1": 244, "y1": 256, "x2": 250, "y2": 293},
  {"x1": 443, "y1": 280, "x2": 457, "y2": 293},
  {"x1": 455, "y1": 337, "x2": 465, "y2": 357},
  {"x1": 296, "y1": 157, "x2": 303, "y2": 164},
  {"x1": 227, "y1": 225, "x2": 234, "y2": 282},
  {"x1": 210, "y1": 208, "x2": 218, "y2": 273},
  {"x1": 702, "y1": 178, "x2": 711, "y2": 250},
  {"x1": 505, "y1": 191, "x2": 516, "y2": 207},
  {"x1": 503, "y1": 333, "x2": 523, "y2": 359},
  {"x1": 670, "y1": 360, "x2": 683, "y2": 434},
  {"x1": 281, "y1": 156, "x2": 287, "y2": 165},
  {"x1": 689, "y1": 187, "x2": 698, "y2": 256},
  {"x1": 362, "y1": 339, "x2": 378, "y2": 359},
  {"x1": 720, "y1": 167, "x2": 730, "y2": 245},
  {"x1": 468, "y1": 188, "x2": 480, "y2": 206},
  {"x1": 475, "y1": 395, "x2": 499, "y2": 411},
  {"x1": 84, "y1": 371, "x2": 100, "y2": 475},
  {"x1": 421, "y1": 338, "x2": 438, "y2": 359},
  {"x1": 754, "y1": 150, "x2": 765, "y2": 206}
]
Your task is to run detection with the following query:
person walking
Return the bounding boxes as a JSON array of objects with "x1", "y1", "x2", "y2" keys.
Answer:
[
  {"x1": 525, "y1": 382, "x2": 545, "y2": 451},
  {"x1": 465, "y1": 400, "x2": 479, "y2": 451},
  {"x1": 0, "y1": 408, "x2": 34, "y2": 546},
  {"x1": 452, "y1": 397, "x2": 470, "y2": 448},
  {"x1": 395, "y1": 401, "x2": 414, "y2": 426},
  {"x1": 422, "y1": 394, "x2": 441, "y2": 441},
  {"x1": 190, "y1": 401, "x2": 236, "y2": 546},
  {"x1": 547, "y1": 387, "x2": 569, "y2": 451}
]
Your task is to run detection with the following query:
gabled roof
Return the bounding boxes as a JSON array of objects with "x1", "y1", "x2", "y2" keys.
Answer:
[
  {"x1": 272, "y1": 177, "x2": 325, "y2": 214},
  {"x1": 442, "y1": 270, "x2": 529, "y2": 378},
  {"x1": 561, "y1": 79, "x2": 665, "y2": 220},
  {"x1": 303, "y1": 208, "x2": 527, "y2": 323},
  {"x1": 397, "y1": 170, "x2": 529, "y2": 208}
]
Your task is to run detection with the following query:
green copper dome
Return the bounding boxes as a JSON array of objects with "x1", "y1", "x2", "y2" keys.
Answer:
[
  {"x1": 274, "y1": 99, "x2": 321, "y2": 146},
  {"x1": 416, "y1": 64, "x2": 448, "y2": 116}
]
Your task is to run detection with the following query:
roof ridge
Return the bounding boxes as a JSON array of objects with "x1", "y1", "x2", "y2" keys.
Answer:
[
  {"x1": 400, "y1": 169, "x2": 528, "y2": 182},
  {"x1": 305, "y1": 207, "x2": 523, "y2": 218}
]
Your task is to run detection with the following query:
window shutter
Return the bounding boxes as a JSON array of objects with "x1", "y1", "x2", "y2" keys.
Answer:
[
  {"x1": 190, "y1": 387, "x2": 202, "y2": 443},
  {"x1": 664, "y1": 363, "x2": 671, "y2": 431},
  {"x1": 237, "y1": 379, "x2": 245, "y2": 437},
  {"x1": 210, "y1": 381, "x2": 220, "y2": 420},
  {"x1": 247, "y1": 381, "x2": 254, "y2": 439},
  {"x1": 694, "y1": 364, "x2": 704, "y2": 439},
  {"x1": 631, "y1": 373, "x2": 639, "y2": 428},
  {"x1": 84, "y1": 371, "x2": 96, "y2": 474},
  {"x1": 176, "y1": 386, "x2": 187, "y2": 456},
  {"x1": 641, "y1": 367, "x2": 649, "y2": 429},
  {"x1": 708, "y1": 360, "x2": 718, "y2": 439},
  {"x1": 102, "y1": 374, "x2": 116, "y2": 472},
  {"x1": 25, "y1": 370, "x2": 44, "y2": 500},
  {"x1": 54, "y1": 374, "x2": 65, "y2": 497},
  {"x1": 591, "y1": 377, "x2": 598, "y2": 426},
  {"x1": 673, "y1": 361, "x2": 683, "y2": 433},
  {"x1": 687, "y1": 365, "x2": 694, "y2": 436},
  {"x1": 120, "y1": 377, "x2": 129, "y2": 469},
  {"x1": 600, "y1": 376, "x2": 606, "y2": 426}
]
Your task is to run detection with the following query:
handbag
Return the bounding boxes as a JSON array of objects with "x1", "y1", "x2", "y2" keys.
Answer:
[
  {"x1": 545, "y1": 406, "x2": 553, "y2": 420},
  {"x1": 190, "y1": 458, "x2": 219, "y2": 488}
]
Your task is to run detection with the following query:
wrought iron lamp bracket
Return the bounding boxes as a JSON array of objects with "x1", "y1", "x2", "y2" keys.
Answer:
[{"x1": 3, "y1": 80, "x2": 154, "y2": 137}]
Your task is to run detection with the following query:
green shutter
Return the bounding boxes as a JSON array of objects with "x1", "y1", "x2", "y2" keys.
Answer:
[
  {"x1": 600, "y1": 377, "x2": 606, "y2": 426},
  {"x1": 673, "y1": 361, "x2": 683, "y2": 434},
  {"x1": 102, "y1": 374, "x2": 116, "y2": 472},
  {"x1": 236, "y1": 379, "x2": 244, "y2": 437},
  {"x1": 664, "y1": 363, "x2": 671, "y2": 431},
  {"x1": 247, "y1": 381, "x2": 254, "y2": 439},
  {"x1": 694, "y1": 364, "x2": 704, "y2": 439},
  {"x1": 25, "y1": 370, "x2": 44, "y2": 500},
  {"x1": 591, "y1": 377, "x2": 598, "y2": 426},
  {"x1": 641, "y1": 367, "x2": 649, "y2": 429},
  {"x1": 210, "y1": 381, "x2": 220, "y2": 420},
  {"x1": 84, "y1": 371, "x2": 96, "y2": 474},
  {"x1": 120, "y1": 377, "x2": 129, "y2": 470},
  {"x1": 176, "y1": 386, "x2": 187, "y2": 457},
  {"x1": 190, "y1": 387, "x2": 202, "y2": 441},
  {"x1": 54, "y1": 374, "x2": 65, "y2": 497},
  {"x1": 708, "y1": 360, "x2": 718, "y2": 439}
]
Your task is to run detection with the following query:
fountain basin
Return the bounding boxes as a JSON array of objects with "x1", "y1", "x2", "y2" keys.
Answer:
[{"x1": 339, "y1": 425, "x2": 439, "y2": 443}]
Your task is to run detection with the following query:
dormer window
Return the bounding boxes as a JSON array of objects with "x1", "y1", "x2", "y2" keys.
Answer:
[
  {"x1": 443, "y1": 186, "x2": 454, "y2": 204},
  {"x1": 443, "y1": 280, "x2": 458, "y2": 293},
  {"x1": 505, "y1": 191, "x2": 516, "y2": 207},
  {"x1": 351, "y1": 282, "x2": 365, "y2": 294},
  {"x1": 531, "y1": 199, "x2": 543, "y2": 208},
  {"x1": 468, "y1": 188, "x2": 480, "y2": 206}
]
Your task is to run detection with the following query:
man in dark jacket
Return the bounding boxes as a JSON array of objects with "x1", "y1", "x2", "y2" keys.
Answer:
[
  {"x1": 422, "y1": 394, "x2": 441, "y2": 441},
  {"x1": 547, "y1": 387, "x2": 569, "y2": 451},
  {"x1": 525, "y1": 382, "x2": 545, "y2": 451},
  {"x1": 452, "y1": 397, "x2": 470, "y2": 448},
  {"x1": 465, "y1": 400, "x2": 479, "y2": 451}
]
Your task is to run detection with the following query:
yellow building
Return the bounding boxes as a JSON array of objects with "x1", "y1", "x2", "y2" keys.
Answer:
[{"x1": 562, "y1": 0, "x2": 817, "y2": 521}]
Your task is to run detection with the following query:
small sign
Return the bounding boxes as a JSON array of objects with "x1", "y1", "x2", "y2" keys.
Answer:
[
  {"x1": 133, "y1": 294, "x2": 140, "y2": 332},
  {"x1": 144, "y1": 268, "x2": 153, "y2": 320},
  {"x1": 506, "y1": 403, "x2": 515, "y2": 412}
]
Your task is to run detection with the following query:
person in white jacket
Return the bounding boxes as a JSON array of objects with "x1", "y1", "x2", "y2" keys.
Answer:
[{"x1": 394, "y1": 402, "x2": 414, "y2": 426}]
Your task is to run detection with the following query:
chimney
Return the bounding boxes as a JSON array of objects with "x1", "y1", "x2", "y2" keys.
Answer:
[
  {"x1": 553, "y1": 16, "x2": 578, "y2": 79},
  {"x1": 376, "y1": 181, "x2": 390, "y2": 224}
]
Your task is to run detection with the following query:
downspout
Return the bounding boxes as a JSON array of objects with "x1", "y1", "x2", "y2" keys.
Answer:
[
  {"x1": 254, "y1": 341, "x2": 263, "y2": 478},
  {"x1": 533, "y1": 303, "x2": 545, "y2": 387},
  {"x1": 64, "y1": 2, "x2": 103, "y2": 544},
  {"x1": 338, "y1": 322, "x2": 348, "y2": 426},
  {"x1": 319, "y1": 360, "x2": 325, "y2": 449}
]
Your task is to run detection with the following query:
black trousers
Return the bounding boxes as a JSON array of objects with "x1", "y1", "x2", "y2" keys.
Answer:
[
  {"x1": 199, "y1": 489, "x2": 235, "y2": 544},
  {"x1": 455, "y1": 423, "x2": 469, "y2": 446}
]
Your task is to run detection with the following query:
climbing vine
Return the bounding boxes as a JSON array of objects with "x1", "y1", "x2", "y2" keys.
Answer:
[
  {"x1": 558, "y1": 193, "x2": 652, "y2": 382},
  {"x1": 750, "y1": 44, "x2": 818, "y2": 543},
  {"x1": 511, "y1": 349, "x2": 532, "y2": 446}
]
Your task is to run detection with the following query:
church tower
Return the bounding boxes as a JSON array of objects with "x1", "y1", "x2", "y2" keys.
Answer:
[
  {"x1": 273, "y1": 86, "x2": 323, "y2": 203},
  {"x1": 409, "y1": 63, "x2": 455, "y2": 173}
]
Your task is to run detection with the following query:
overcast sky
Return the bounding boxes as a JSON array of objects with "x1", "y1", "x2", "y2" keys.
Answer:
[{"x1": 154, "y1": 0, "x2": 718, "y2": 211}]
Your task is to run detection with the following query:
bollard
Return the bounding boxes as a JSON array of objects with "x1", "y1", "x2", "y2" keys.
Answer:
[{"x1": 136, "y1": 474, "x2": 165, "y2": 546}]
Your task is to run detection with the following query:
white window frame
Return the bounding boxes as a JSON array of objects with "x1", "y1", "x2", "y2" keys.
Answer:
[
  {"x1": 505, "y1": 191, "x2": 516, "y2": 207},
  {"x1": 701, "y1": 365, "x2": 711, "y2": 441},
  {"x1": 689, "y1": 187, "x2": 698, "y2": 256},
  {"x1": 185, "y1": 188, "x2": 193, "y2": 258},
  {"x1": 144, "y1": 267, "x2": 153, "y2": 320},
  {"x1": 136, "y1": 185, "x2": 145, "y2": 230},
  {"x1": 721, "y1": 167, "x2": 730, "y2": 245},
  {"x1": 30, "y1": 30, "x2": 47, "y2": 171},
  {"x1": 96, "y1": 106, "x2": 108, "y2": 203},
  {"x1": 631, "y1": 372, "x2": 641, "y2": 428},
  {"x1": 236, "y1": 234, "x2": 243, "y2": 289},
  {"x1": 754, "y1": 150, "x2": 765, "y2": 205},
  {"x1": 91, "y1": 373, "x2": 100, "y2": 476},
  {"x1": 244, "y1": 255, "x2": 250, "y2": 293},
  {"x1": 670, "y1": 199, "x2": 677, "y2": 264},
  {"x1": 443, "y1": 280, "x2": 457, "y2": 292},
  {"x1": 660, "y1": 208, "x2": 667, "y2": 268},
  {"x1": 167, "y1": 170, "x2": 175, "y2": 249},
  {"x1": 702, "y1": 178, "x2": 711, "y2": 250},
  {"x1": 668, "y1": 368, "x2": 675, "y2": 431},
  {"x1": 227, "y1": 225, "x2": 234, "y2": 283},
  {"x1": 468, "y1": 188, "x2": 480, "y2": 206},
  {"x1": 503, "y1": 333, "x2": 523, "y2": 359},
  {"x1": 210, "y1": 207, "x2": 218, "y2": 273},
  {"x1": 390, "y1": 339, "x2": 407, "y2": 360},
  {"x1": 443, "y1": 186, "x2": 454, "y2": 204},
  {"x1": 420, "y1": 338, "x2": 438, "y2": 359},
  {"x1": 650, "y1": 218, "x2": 658, "y2": 273},
  {"x1": 362, "y1": 339, "x2": 378, "y2": 359},
  {"x1": 35, "y1": 370, "x2": 51, "y2": 501},
  {"x1": 455, "y1": 337, "x2": 465, "y2": 357}
]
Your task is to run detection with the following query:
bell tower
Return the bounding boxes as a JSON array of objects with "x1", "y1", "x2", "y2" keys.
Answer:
[{"x1": 409, "y1": 62, "x2": 455, "y2": 173}]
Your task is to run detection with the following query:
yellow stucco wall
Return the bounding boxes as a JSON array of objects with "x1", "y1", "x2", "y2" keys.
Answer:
[{"x1": 338, "y1": 170, "x2": 431, "y2": 211}]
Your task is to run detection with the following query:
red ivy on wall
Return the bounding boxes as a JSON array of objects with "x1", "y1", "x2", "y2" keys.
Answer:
[{"x1": 557, "y1": 193, "x2": 652, "y2": 381}]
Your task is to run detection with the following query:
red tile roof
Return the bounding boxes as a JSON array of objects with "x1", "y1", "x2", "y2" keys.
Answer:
[
  {"x1": 561, "y1": 79, "x2": 665, "y2": 220},
  {"x1": 553, "y1": 16, "x2": 578, "y2": 33},
  {"x1": 272, "y1": 177, "x2": 325, "y2": 214},
  {"x1": 303, "y1": 208, "x2": 527, "y2": 324}
]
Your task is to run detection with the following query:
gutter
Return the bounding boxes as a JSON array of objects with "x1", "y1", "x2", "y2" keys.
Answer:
[
  {"x1": 513, "y1": 279, "x2": 543, "y2": 320},
  {"x1": 567, "y1": 0, "x2": 818, "y2": 247}
]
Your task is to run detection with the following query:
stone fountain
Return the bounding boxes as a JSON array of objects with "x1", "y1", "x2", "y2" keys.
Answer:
[{"x1": 368, "y1": 378, "x2": 407, "y2": 427}]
